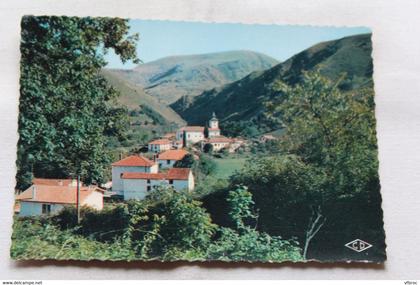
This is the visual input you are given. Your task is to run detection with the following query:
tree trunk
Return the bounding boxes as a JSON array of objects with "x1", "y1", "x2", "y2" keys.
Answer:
[{"x1": 303, "y1": 206, "x2": 326, "y2": 260}]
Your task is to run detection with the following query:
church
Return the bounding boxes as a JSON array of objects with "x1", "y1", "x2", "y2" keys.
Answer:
[{"x1": 175, "y1": 112, "x2": 221, "y2": 147}]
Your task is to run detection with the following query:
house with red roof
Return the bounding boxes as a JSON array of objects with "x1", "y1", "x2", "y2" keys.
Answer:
[
  {"x1": 15, "y1": 182, "x2": 104, "y2": 217},
  {"x1": 148, "y1": 138, "x2": 172, "y2": 153},
  {"x1": 157, "y1": 149, "x2": 189, "y2": 169},
  {"x1": 111, "y1": 155, "x2": 158, "y2": 196},
  {"x1": 176, "y1": 126, "x2": 205, "y2": 146},
  {"x1": 121, "y1": 168, "x2": 194, "y2": 200}
]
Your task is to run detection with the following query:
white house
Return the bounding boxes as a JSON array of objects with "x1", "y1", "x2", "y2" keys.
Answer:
[
  {"x1": 176, "y1": 126, "x2": 205, "y2": 146},
  {"x1": 157, "y1": 149, "x2": 189, "y2": 169},
  {"x1": 15, "y1": 183, "x2": 104, "y2": 217},
  {"x1": 208, "y1": 112, "x2": 221, "y2": 138},
  {"x1": 121, "y1": 168, "x2": 194, "y2": 200},
  {"x1": 205, "y1": 136, "x2": 233, "y2": 152},
  {"x1": 111, "y1": 155, "x2": 158, "y2": 196},
  {"x1": 148, "y1": 139, "x2": 172, "y2": 153}
]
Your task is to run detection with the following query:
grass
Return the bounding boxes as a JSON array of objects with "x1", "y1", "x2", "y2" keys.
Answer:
[{"x1": 213, "y1": 157, "x2": 247, "y2": 179}]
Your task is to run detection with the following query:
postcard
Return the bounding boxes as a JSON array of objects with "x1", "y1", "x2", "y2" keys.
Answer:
[{"x1": 11, "y1": 16, "x2": 386, "y2": 263}]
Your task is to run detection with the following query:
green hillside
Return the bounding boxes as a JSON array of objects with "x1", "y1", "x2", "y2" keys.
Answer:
[
  {"x1": 171, "y1": 34, "x2": 373, "y2": 132},
  {"x1": 101, "y1": 69, "x2": 185, "y2": 126},
  {"x1": 106, "y1": 50, "x2": 279, "y2": 104}
]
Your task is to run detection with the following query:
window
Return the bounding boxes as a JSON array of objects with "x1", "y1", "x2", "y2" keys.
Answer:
[
  {"x1": 167, "y1": 160, "x2": 170, "y2": 164},
  {"x1": 169, "y1": 180, "x2": 174, "y2": 185},
  {"x1": 147, "y1": 179, "x2": 150, "y2": 184},
  {"x1": 42, "y1": 204, "x2": 51, "y2": 214},
  {"x1": 147, "y1": 186, "x2": 151, "y2": 191}
]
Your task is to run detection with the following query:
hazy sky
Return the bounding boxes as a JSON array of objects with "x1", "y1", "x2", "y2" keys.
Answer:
[{"x1": 105, "y1": 19, "x2": 370, "y2": 69}]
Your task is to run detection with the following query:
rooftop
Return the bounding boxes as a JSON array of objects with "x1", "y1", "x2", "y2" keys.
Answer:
[
  {"x1": 148, "y1": 139, "x2": 171, "y2": 145},
  {"x1": 179, "y1": 126, "x2": 205, "y2": 132},
  {"x1": 112, "y1": 155, "x2": 155, "y2": 167},
  {"x1": 158, "y1": 149, "x2": 189, "y2": 161},
  {"x1": 32, "y1": 178, "x2": 77, "y2": 186},
  {"x1": 16, "y1": 185, "x2": 104, "y2": 204},
  {"x1": 207, "y1": 136, "x2": 233, "y2": 143},
  {"x1": 167, "y1": 168, "x2": 191, "y2": 180},
  {"x1": 121, "y1": 172, "x2": 166, "y2": 180},
  {"x1": 121, "y1": 168, "x2": 191, "y2": 181}
]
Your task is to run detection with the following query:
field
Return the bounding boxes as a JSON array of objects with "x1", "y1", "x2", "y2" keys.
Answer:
[{"x1": 213, "y1": 158, "x2": 247, "y2": 179}]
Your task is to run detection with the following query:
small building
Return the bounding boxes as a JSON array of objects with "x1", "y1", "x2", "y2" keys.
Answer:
[
  {"x1": 111, "y1": 155, "x2": 158, "y2": 196},
  {"x1": 157, "y1": 149, "x2": 189, "y2": 169},
  {"x1": 208, "y1": 112, "x2": 221, "y2": 138},
  {"x1": 15, "y1": 184, "x2": 104, "y2": 217},
  {"x1": 176, "y1": 126, "x2": 205, "y2": 146},
  {"x1": 205, "y1": 136, "x2": 233, "y2": 152},
  {"x1": 148, "y1": 139, "x2": 172, "y2": 153},
  {"x1": 121, "y1": 168, "x2": 194, "y2": 200}
]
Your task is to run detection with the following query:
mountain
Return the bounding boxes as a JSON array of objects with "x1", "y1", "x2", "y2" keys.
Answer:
[
  {"x1": 101, "y1": 69, "x2": 185, "y2": 126},
  {"x1": 171, "y1": 34, "x2": 373, "y2": 128},
  {"x1": 106, "y1": 50, "x2": 279, "y2": 105}
]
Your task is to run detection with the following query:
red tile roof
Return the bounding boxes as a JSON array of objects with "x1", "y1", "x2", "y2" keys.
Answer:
[
  {"x1": 167, "y1": 168, "x2": 191, "y2": 180},
  {"x1": 179, "y1": 126, "x2": 205, "y2": 132},
  {"x1": 16, "y1": 185, "x2": 104, "y2": 204},
  {"x1": 121, "y1": 168, "x2": 191, "y2": 181},
  {"x1": 148, "y1": 139, "x2": 171, "y2": 145},
  {"x1": 121, "y1": 172, "x2": 166, "y2": 180},
  {"x1": 32, "y1": 178, "x2": 77, "y2": 186},
  {"x1": 207, "y1": 136, "x2": 232, "y2": 143},
  {"x1": 112, "y1": 155, "x2": 155, "y2": 167},
  {"x1": 158, "y1": 149, "x2": 189, "y2": 161}
]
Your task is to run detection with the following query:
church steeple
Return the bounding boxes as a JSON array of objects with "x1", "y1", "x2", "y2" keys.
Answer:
[{"x1": 209, "y1": 112, "x2": 219, "y2": 129}]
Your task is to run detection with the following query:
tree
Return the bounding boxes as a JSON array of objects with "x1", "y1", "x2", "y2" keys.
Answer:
[
  {"x1": 203, "y1": 143, "x2": 213, "y2": 154},
  {"x1": 207, "y1": 186, "x2": 302, "y2": 262},
  {"x1": 173, "y1": 153, "x2": 195, "y2": 168},
  {"x1": 260, "y1": 71, "x2": 383, "y2": 259},
  {"x1": 16, "y1": 16, "x2": 139, "y2": 189}
]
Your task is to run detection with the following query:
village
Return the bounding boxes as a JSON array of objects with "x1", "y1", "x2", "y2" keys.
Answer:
[{"x1": 14, "y1": 112, "x2": 269, "y2": 217}]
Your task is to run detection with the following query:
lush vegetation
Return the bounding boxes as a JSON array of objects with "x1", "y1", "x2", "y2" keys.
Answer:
[
  {"x1": 13, "y1": 17, "x2": 384, "y2": 262},
  {"x1": 16, "y1": 16, "x2": 139, "y2": 190},
  {"x1": 12, "y1": 70, "x2": 385, "y2": 262},
  {"x1": 12, "y1": 186, "x2": 302, "y2": 262}
]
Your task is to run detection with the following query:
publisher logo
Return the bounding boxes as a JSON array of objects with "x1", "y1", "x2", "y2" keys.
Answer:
[{"x1": 345, "y1": 239, "x2": 372, "y2": 252}]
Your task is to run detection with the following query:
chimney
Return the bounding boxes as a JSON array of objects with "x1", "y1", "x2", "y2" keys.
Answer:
[{"x1": 32, "y1": 185, "x2": 36, "y2": 199}]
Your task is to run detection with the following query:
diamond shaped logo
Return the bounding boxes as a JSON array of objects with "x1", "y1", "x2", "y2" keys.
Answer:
[{"x1": 345, "y1": 239, "x2": 372, "y2": 252}]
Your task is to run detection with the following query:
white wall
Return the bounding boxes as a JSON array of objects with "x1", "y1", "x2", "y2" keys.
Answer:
[
  {"x1": 176, "y1": 130, "x2": 204, "y2": 144},
  {"x1": 157, "y1": 159, "x2": 176, "y2": 169},
  {"x1": 19, "y1": 201, "x2": 64, "y2": 217},
  {"x1": 112, "y1": 165, "x2": 156, "y2": 195},
  {"x1": 148, "y1": 143, "x2": 171, "y2": 153},
  {"x1": 122, "y1": 178, "x2": 167, "y2": 200},
  {"x1": 82, "y1": 190, "x2": 104, "y2": 210}
]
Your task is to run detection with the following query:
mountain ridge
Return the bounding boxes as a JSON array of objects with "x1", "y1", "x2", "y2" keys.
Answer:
[
  {"x1": 106, "y1": 50, "x2": 279, "y2": 105},
  {"x1": 171, "y1": 33, "x2": 373, "y2": 129}
]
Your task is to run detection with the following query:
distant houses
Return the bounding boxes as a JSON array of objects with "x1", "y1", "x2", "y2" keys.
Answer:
[
  {"x1": 14, "y1": 112, "x2": 247, "y2": 216},
  {"x1": 148, "y1": 139, "x2": 172, "y2": 153},
  {"x1": 15, "y1": 179, "x2": 104, "y2": 217}
]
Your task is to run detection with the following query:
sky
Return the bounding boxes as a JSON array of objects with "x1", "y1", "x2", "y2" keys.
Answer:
[{"x1": 105, "y1": 20, "x2": 370, "y2": 69}]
